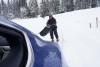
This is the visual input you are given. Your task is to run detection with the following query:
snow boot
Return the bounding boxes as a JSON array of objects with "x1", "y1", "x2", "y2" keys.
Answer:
[
  {"x1": 56, "y1": 39, "x2": 59, "y2": 42},
  {"x1": 52, "y1": 39, "x2": 54, "y2": 42}
]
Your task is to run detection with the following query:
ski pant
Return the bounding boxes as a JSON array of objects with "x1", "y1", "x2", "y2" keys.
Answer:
[{"x1": 50, "y1": 27, "x2": 58, "y2": 40}]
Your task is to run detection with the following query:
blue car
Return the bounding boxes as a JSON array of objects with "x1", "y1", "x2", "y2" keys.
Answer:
[{"x1": 0, "y1": 17, "x2": 62, "y2": 67}]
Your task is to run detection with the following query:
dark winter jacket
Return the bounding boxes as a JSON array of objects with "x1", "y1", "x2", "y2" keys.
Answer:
[{"x1": 47, "y1": 17, "x2": 57, "y2": 28}]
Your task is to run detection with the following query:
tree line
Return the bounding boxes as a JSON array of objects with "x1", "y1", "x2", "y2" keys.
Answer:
[{"x1": 0, "y1": 0, "x2": 100, "y2": 19}]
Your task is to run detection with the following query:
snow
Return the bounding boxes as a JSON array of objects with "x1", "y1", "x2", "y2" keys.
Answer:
[{"x1": 12, "y1": 7, "x2": 100, "y2": 67}]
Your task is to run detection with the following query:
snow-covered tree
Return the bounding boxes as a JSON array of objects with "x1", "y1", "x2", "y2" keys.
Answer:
[
  {"x1": 50, "y1": 0, "x2": 60, "y2": 14},
  {"x1": 40, "y1": 0, "x2": 49, "y2": 17},
  {"x1": 61, "y1": 0, "x2": 74, "y2": 12},
  {"x1": 0, "y1": 0, "x2": 8, "y2": 18},
  {"x1": 97, "y1": 0, "x2": 100, "y2": 6},
  {"x1": 0, "y1": 3, "x2": 1, "y2": 15},
  {"x1": 12, "y1": 0, "x2": 20, "y2": 18},
  {"x1": 29, "y1": 0, "x2": 39, "y2": 17},
  {"x1": 40, "y1": 0, "x2": 60, "y2": 17},
  {"x1": 20, "y1": 7, "x2": 29, "y2": 18},
  {"x1": 7, "y1": 0, "x2": 15, "y2": 19},
  {"x1": 0, "y1": 0, "x2": 100, "y2": 19},
  {"x1": 67, "y1": 0, "x2": 74, "y2": 12},
  {"x1": 82, "y1": 0, "x2": 91, "y2": 9},
  {"x1": 19, "y1": 0, "x2": 27, "y2": 7},
  {"x1": 75, "y1": 0, "x2": 82, "y2": 10},
  {"x1": 91, "y1": 0, "x2": 97, "y2": 8},
  {"x1": 19, "y1": 0, "x2": 30, "y2": 18},
  {"x1": 61, "y1": 0, "x2": 67, "y2": 12}
]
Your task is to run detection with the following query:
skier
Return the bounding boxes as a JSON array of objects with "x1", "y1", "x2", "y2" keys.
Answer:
[{"x1": 47, "y1": 15, "x2": 59, "y2": 42}]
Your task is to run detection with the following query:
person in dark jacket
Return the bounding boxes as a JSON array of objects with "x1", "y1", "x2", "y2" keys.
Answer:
[{"x1": 47, "y1": 15, "x2": 59, "y2": 42}]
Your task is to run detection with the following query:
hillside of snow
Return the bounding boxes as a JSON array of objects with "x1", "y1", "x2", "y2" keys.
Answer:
[{"x1": 12, "y1": 7, "x2": 100, "y2": 67}]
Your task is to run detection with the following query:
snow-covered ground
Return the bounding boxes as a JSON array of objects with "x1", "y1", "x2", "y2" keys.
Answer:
[{"x1": 12, "y1": 7, "x2": 100, "y2": 67}]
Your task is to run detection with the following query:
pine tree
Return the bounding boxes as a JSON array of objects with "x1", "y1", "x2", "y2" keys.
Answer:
[
  {"x1": 40, "y1": 0, "x2": 60, "y2": 17},
  {"x1": 67, "y1": 0, "x2": 74, "y2": 12},
  {"x1": 12, "y1": 0, "x2": 20, "y2": 18},
  {"x1": 40, "y1": 0, "x2": 49, "y2": 17},
  {"x1": 61, "y1": 0, "x2": 74, "y2": 12},
  {"x1": 1, "y1": 0, "x2": 8, "y2": 18},
  {"x1": 0, "y1": 3, "x2": 1, "y2": 15},
  {"x1": 29, "y1": 0, "x2": 39, "y2": 17},
  {"x1": 7, "y1": 0, "x2": 15, "y2": 19},
  {"x1": 52, "y1": 0, "x2": 60, "y2": 14},
  {"x1": 75, "y1": 0, "x2": 82, "y2": 10},
  {"x1": 1, "y1": 0, "x2": 5, "y2": 15},
  {"x1": 19, "y1": 0, "x2": 30, "y2": 18},
  {"x1": 91, "y1": 0, "x2": 97, "y2": 8},
  {"x1": 97, "y1": 0, "x2": 100, "y2": 6},
  {"x1": 61, "y1": 0, "x2": 68, "y2": 12},
  {"x1": 82, "y1": 0, "x2": 91, "y2": 9},
  {"x1": 75, "y1": 0, "x2": 92, "y2": 10},
  {"x1": 86, "y1": 0, "x2": 91, "y2": 8},
  {"x1": 19, "y1": 0, "x2": 27, "y2": 7},
  {"x1": 7, "y1": 0, "x2": 10, "y2": 13}
]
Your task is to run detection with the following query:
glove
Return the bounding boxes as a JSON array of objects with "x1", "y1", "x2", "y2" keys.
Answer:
[
  {"x1": 46, "y1": 24, "x2": 51, "y2": 28},
  {"x1": 52, "y1": 24, "x2": 57, "y2": 28}
]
